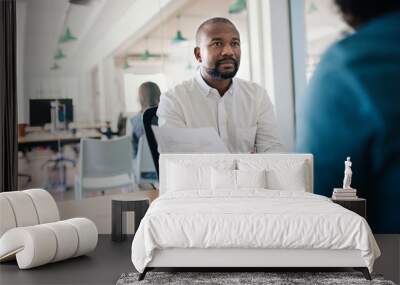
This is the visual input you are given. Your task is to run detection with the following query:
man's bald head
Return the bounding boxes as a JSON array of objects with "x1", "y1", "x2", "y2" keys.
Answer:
[{"x1": 195, "y1": 17, "x2": 239, "y2": 46}]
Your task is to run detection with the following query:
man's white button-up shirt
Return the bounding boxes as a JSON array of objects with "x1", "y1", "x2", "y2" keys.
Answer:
[{"x1": 157, "y1": 71, "x2": 284, "y2": 153}]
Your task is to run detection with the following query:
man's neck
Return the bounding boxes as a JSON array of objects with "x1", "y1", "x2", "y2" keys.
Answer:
[{"x1": 200, "y1": 69, "x2": 232, "y2": 96}]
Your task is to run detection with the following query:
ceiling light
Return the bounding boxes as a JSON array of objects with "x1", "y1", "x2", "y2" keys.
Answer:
[
  {"x1": 123, "y1": 57, "x2": 130, "y2": 69},
  {"x1": 50, "y1": 63, "x2": 60, "y2": 70},
  {"x1": 59, "y1": 27, "x2": 77, "y2": 43},
  {"x1": 140, "y1": 50, "x2": 153, "y2": 61},
  {"x1": 307, "y1": 2, "x2": 317, "y2": 14},
  {"x1": 228, "y1": 0, "x2": 246, "y2": 14},
  {"x1": 54, "y1": 49, "x2": 66, "y2": 60},
  {"x1": 171, "y1": 15, "x2": 187, "y2": 44}
]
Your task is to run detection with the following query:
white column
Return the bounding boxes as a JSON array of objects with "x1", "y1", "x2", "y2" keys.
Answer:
[
  {"x1": 247, "y1": 0, "x2": 296, "y2": 150},
  {"x1": 97, "y1": 62, "x2": 107, "y2": 123}
]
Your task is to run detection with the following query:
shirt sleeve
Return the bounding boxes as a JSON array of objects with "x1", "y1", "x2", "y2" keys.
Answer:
[
  {"x1": 255, "y1": 88, "x2": 285, "y2": 153},
  {"x1": 157, "y1": 91, "x2": 186, "y2": 128}
]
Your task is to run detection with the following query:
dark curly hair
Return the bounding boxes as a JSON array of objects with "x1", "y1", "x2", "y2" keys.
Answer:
[{"x1": 334, "y1": 0, "x2": 400, "y2": 28}]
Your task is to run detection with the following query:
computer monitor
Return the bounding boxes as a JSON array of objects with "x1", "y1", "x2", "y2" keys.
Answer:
[{"x1": 29, "y1": 99, "x2": 74, "y2": 126}]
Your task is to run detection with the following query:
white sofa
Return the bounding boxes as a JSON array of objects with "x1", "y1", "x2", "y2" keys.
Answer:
[{"x1": 0, "y1": 189, "x2": 98, "y2": 269}]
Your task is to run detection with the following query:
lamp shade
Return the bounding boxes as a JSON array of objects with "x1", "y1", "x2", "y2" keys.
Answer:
[
  {"x1": 140, "y1": 50, "x2": 152, "y2": 61},
  {"x1": 54, "y1": 49, "x2": 66, "y2": 60},
  {"x1": 172, "y1": 30, "x2": 187, "y2": 44},
  {"x1": 307, "y1": 2, "x2": 317, "y2": 14},
  {"x1": 50, "y1": 63, "x2": 60, "y2": 70},
  {"x1": 59, "y1": 27, "x2": 77, "y2": 43},
  {"x1": 123, "y1": 58, "x2": 130, "y2": 69},
  {"x1": 228, "y1": 0, "x2": 246, "y2": 14}
]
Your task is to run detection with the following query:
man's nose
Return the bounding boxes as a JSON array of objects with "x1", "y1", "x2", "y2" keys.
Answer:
[{"x1": 221, "y1": 44, "x2": 234, "y2": 56}]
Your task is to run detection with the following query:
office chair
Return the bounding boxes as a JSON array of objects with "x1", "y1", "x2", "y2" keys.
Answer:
[
  {"x1": 75, "y1": 137, "x2": 134, "y2": 200},
  {"x1": 135, "y1": 135, "x2": 157, "y2": 185},
  {"x1": 142, "y1": 107, "x2": 159, "y2": 179}
]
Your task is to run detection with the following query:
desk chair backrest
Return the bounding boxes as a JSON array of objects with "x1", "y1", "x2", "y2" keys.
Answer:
[
  {"x1": 79, "y1": 137, "x2": 133, "y2": 178},
  {"x1": 135, "y1": 135, "x2": 157, "y2": 184},
  {"x1": 142, "y1": 107, "x2": 159, "y2": 178}
]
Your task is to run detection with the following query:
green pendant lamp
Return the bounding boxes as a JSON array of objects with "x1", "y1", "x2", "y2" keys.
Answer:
[
  {"x1": 228, "y1": 0, "x2": 246, "y2": 14},
  {"x1": 172, "y1": 30, "x2": 187, "y2": 44},
  {"x1": 171, "y1": 15, "x2": 187, "y2": 44},
  {"x1": 54, "y1": 49, "x2": 66, "y2": 60},
  {"x1": 123, "y1": 57, "x2": 130, "y2": 69},
  {"x1": 140, "y1": 50, "x2": 152, "y2": 61},
  {"x1": 185, "y1": 62, "x2": 193, "y2": 70},
  {"x1": 307, "y1": 2, "x2": 317, "y2": 14},
  {"x1": 50, "y1": 62, "x2": 60, "y2": 70},
  {"x1": 59, "y1": 27, "x2": 77, "y2": 43}
]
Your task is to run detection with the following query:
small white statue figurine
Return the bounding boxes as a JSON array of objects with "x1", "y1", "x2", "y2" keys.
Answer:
[{"x1": 343, "y1": 157, "x2": 353, "y2": 189}]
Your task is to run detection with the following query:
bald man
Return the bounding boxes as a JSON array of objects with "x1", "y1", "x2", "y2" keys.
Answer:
[{"x1": 157, "y1": 17, "x2": 283, "y2": 153}]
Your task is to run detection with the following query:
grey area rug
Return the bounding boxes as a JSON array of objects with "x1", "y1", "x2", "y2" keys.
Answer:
[{"x1": 116, "y1": 272, "x2": 396, "y2": 285}]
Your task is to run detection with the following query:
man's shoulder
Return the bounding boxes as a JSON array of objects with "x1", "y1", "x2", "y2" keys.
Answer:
[{"x1": 235, "y1": 77, "x2": 267, "y2": 96}]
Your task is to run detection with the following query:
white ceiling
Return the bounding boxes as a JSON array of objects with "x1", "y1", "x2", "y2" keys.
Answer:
[
  {"x1": 21, "y1": 0, "x2": 136, "y2": 76},
  {"x1": 124, "y1": 0, "x2": 247, "y2": 58},
  {"x1": 20, "y1": 0, "x2": 247, "y2": 76}
]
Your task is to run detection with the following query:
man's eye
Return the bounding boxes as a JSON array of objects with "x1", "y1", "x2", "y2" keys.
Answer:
[
  {"x1": 212, "y1": 42, "x2": 222, "y2": 47},
  {"x1": 231, "y1": 41, "x2": 240, "y2": 47}
]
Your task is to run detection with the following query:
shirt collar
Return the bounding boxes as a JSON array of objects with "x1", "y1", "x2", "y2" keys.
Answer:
[{"x1": 195, "y1": 68, "x2": 235, "y2": 97}]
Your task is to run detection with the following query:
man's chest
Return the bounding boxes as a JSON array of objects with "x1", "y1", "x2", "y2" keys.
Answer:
[{"x1": 178, "y1": 94, "x2": 258, "y2": 128}]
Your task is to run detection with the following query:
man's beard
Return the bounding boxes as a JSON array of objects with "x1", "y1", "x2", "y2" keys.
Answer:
[{"x1": 205, "y1": 58, "x2": 239, "y2": 80}]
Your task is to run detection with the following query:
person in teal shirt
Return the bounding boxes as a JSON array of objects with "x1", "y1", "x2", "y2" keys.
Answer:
[{"x1": 297, "y1": 0, "x2": 400, "y2": 233}]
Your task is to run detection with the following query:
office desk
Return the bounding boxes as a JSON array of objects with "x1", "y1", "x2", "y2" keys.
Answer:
[
  {"x1": 18, "y1": 129, "x2": 101, "y2": 152},
  {"x1": 18, "y1": 129, "x2": 102, "y2": 191}
]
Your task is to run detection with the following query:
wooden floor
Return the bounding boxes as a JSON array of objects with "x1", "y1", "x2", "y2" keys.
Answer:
[{"x1": 0, "y1": 235, "x2": 134, "y2": 285}]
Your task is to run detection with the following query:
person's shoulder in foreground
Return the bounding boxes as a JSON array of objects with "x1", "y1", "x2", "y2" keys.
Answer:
[{"x1": 297, "y1": 0, "x2": 400, "y2": 233}]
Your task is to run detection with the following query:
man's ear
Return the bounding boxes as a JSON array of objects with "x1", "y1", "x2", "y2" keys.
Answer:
[{"x1": 194, "y1": 47, "x2": 202, "y2": 63}]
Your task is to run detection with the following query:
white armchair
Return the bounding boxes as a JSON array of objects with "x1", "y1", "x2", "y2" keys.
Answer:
[{"x1": 0, "y1": 189, "x2": 98, "y2": 269}]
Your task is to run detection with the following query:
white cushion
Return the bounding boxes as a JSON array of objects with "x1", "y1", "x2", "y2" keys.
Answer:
[
  {"x1": 64, "y1": 218, "x2": 98, "y2": 257},
  {"x1": 0, "y1": 218, "x2": 97, "y2": 269},
  {"x1": 0, "y1": 189, "x2": 98, "y2": 270},
  {"x1": 24, "y1": 189, "x2": 60, "y2": 223},
  {"x1": 0, "y1": 192, "x2": 39, "y2": 227},
  {"x1": 237, "y1": 169, "x2": 267, "y2": 188},
  {"x1": 42, "y1": 221, "x2": 79, "y2": 262},
  {"x1": 238, "y1": 159, "x2": 307, "y2": 191},
  {"x1": 0, "y1": 196, "x2": 17, "y2": 237},
  {"x1": 211, "y1": 168, "x2": 236, "y2": 190},
  {"x1": 167, "y1": 160, "x2": 235, "y2": 192},
  {"x1": 167, "y1": 163, "x2": 211, "y2": 191},
  {"x1": 0, "y1": 226, "x2": 57, "y2": 269},
  {"x1": 266, "y1": 165, "x2": 306, "y2": 191},
  {"x1": 211, "y1": 169, "x2": 267, "y2": 191}
]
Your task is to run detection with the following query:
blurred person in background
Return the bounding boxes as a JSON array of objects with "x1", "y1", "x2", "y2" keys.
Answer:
[
  {"x1": 130, "y1": 82, "x2": 161, "y2": 158},
  {"x1": 296, "y1": 0, "x2": 400, "y2": 233}
]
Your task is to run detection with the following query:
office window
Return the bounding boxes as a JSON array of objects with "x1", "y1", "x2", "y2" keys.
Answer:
[{"x1": 304, "y1": 0, "x2": 350, "y2": 80}]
